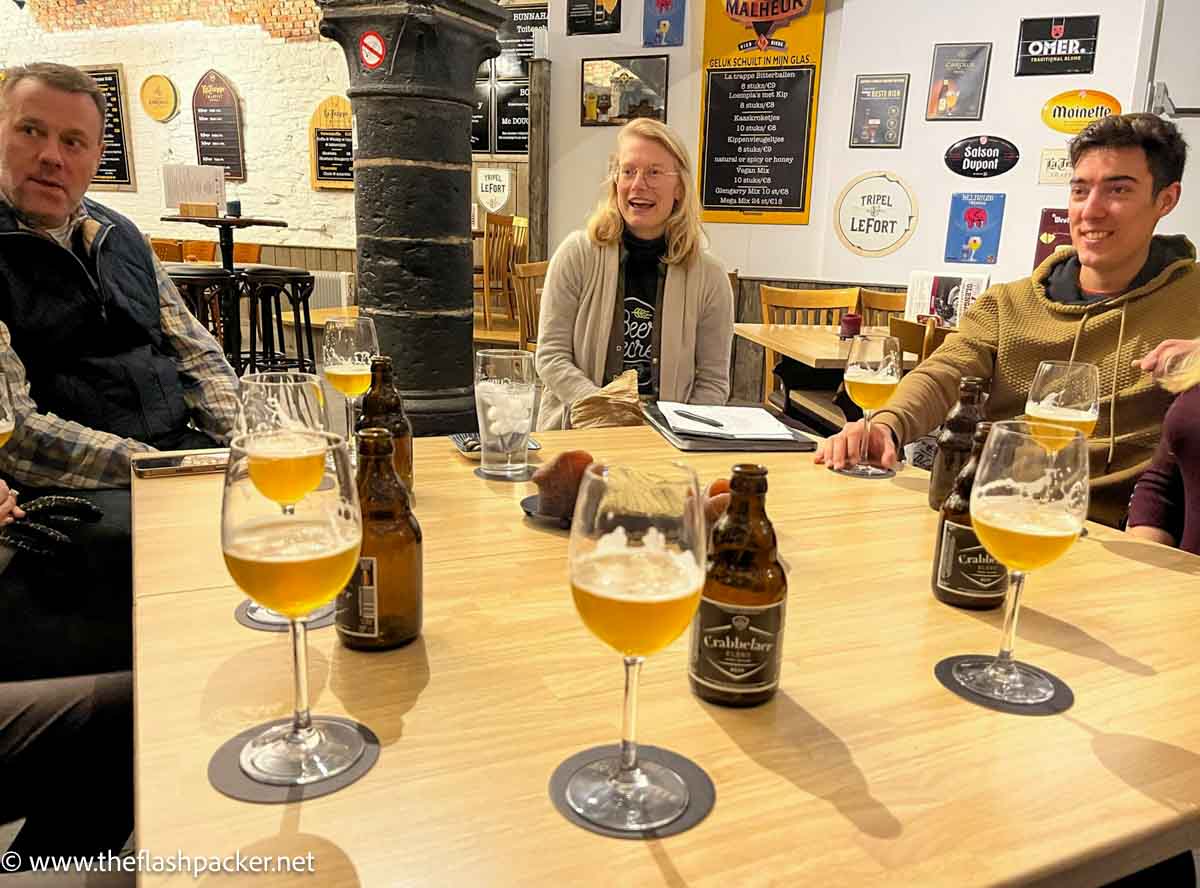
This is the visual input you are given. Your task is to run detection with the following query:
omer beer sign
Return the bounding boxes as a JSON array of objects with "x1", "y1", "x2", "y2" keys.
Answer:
[
  {"x1": 833, "y1": 170, "x2": 918, "y2": 258},
  {"x1": 1041, "y1": 89, "x2": 1120, "y2": 135}
]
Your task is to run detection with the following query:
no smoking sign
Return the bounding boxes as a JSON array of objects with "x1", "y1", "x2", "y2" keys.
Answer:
[{"x1": 359, "y1": 31, "x2": 386, "y2": 71}]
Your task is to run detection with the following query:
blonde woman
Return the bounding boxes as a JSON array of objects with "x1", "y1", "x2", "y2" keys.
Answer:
[
  {"x1": 1127, "y1": 338, "x2": 1200, "y2": 553},
  {"x1": 535, "y1": 118, "x2": 734, "y2": 430}
]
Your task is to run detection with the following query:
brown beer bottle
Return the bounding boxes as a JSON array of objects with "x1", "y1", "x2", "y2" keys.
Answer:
[
  {"x1": 356, "y1": 356, "x2": 414, "y2": 495},
  {"x1": 336, "y1": 428, "x2": 423, "y2": 650},
  {"x1": 689, "y1": 464, "x2": 787, "y2": 707},
  {"x1": 927, "y1": 376, "x2": 986, "y2": 511},
  {"x1": 931, "y1": 422, "x2": 1007, "y2": 610}
]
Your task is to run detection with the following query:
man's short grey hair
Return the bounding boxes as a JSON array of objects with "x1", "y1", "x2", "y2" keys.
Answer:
[{"x1": 0, "y1": 62, "x2": 107, "y2": 132}]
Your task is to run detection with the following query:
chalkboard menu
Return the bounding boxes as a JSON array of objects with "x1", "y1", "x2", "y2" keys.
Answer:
[
  {"x1": 496, "y1": 5, "x2": 548, "y2": 80},
  {"x1": 472, "y1": 83, "x2": 492, "y2": 153},
  {"x1": 83, "y1": 65, "x2": 136, "y2": 192},
  {"x1": 309, "y1": 96, "x2": 354, "y2": 190},
  {"x1": 701, "y1": 67, "x2": 814, "y2": 213},
  {"x1": 192, "y1": 70, "x2": 246, "y2": 182},
  {"x1": 495, "y1": 82, "x2": 530, "y2": 154}
]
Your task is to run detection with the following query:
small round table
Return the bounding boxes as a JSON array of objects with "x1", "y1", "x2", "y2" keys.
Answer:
[{"x1": 160, "y1": 215, "x2": 288, "y2": 272}]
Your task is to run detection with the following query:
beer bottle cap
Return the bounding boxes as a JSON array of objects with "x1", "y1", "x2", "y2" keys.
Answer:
[
  {"x1": 730, "y1": 463, "x2": 768, "y2": 493},
  {"x1": 960, "y1": 376, "x2": 984, "y2": 391},
  {"x1": 357, "y1": 427, "x2": 394, "y2": 455},
  {"x1": 371, "y1": 355, "x2": 393, "y2": 369}
]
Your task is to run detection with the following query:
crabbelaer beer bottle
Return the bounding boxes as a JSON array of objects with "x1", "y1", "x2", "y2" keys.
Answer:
[
  {"x1": 928, "y1": 376, "x2": 986, "y2": 511},
  {"x1": 356, "y1": 356, "x2": 414, "y2": 495},
  {"x1": 689, "y1": 464, "x2": 787, "y2": 707},
  {"x1": 931, "y1": 422, "x2": 1007, "y2": 610},
  {"x1": 337, "y1": 428, "x2": 423, "y2": 650}
]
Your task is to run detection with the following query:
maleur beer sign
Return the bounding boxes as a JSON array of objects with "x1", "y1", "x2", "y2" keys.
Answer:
[
  {"x1": 944, "y1": 135, "x2": 1019, "y2": 178},
  {"x1": 1041, "y1": 89, "x2": 1120, "y2": 135}
]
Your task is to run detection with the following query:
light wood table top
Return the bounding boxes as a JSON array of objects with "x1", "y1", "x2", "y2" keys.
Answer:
[
  {"x1": 735, "y1": 323, "x2": 917, "y2": 369},
  {"x1": 282, "y1": 305, "x2": 522, "y2": 346},
  {"x1": 133, "y1": 426, "x2": 1200, "y2": 886}
]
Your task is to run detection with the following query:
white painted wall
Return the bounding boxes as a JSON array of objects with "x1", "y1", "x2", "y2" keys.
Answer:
[
  {"x1": 0, "y1": 3, "x2": 355, "y2": 248},
  {"x1": 548, "y1": 0, "x2": 1160, "y2": 287},
  {"x1": 1152, "y1": 0, "x2": 1200, "y2": 242}
]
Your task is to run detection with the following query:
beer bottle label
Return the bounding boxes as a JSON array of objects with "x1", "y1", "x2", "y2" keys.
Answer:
[
  {"x1": 936, "y1": 521, "x2": 1007, "y2": 600},
  {"x1": 689, "y1": 596, "x2": 785, "y2": 695},
  {"x1": 338, "y1": 556, "x2": 379, "y2": 638}
]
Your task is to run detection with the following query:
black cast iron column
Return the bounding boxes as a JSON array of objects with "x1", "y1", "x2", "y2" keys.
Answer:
[{"x1": 320, "y1": 0, "x2": 504, "y2": 435}]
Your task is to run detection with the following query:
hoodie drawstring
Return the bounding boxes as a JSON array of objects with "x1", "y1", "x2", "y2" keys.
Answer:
[{"x1": 1070, "y1": 304, "x2": 1125, "y2": 473}]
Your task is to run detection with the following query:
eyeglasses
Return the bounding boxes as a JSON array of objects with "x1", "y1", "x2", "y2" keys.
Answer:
[{"x1": 614, "y1": 165, "x2": 680, "y2": 185}]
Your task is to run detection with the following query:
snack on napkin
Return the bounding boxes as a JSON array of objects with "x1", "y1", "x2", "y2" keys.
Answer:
[
  {"x1": 531, "y1": 450, "x2": 594, "y2": 519},
  {"x1": 568, "y1": 370, "x2": 645, "y2": 429}
]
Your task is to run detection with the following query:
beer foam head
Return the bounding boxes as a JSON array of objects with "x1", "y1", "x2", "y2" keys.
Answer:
[
  {"x1": 245, "y1": 430, "x2": 327, "y2": 458},
  {"x1": 845, "y1": 364, "x2": 900, "y2": 383},
  {"x1": 575, "y1": 526, "x2": 702, "y2": 601},
  {"x1": 1026, "y1": 398, "x2": 1098, "y2": 420}
]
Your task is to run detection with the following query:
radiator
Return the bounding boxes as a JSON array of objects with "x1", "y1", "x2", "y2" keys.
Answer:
[{"x1": 309, "y1": 270, "x2": 355, "y2": 310}]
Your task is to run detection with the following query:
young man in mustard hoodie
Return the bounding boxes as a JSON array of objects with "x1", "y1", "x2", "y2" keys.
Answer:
[{"x1": 817, "y1": 113, "x2": 1196, "y2": 527}]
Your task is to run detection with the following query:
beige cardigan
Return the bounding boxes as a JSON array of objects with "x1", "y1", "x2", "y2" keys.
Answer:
[{"x1": 535, "y1": 230, "x2": 734, "y2": 430}]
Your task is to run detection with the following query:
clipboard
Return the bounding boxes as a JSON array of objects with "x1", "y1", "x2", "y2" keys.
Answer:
[{"x1": 642, "y1": 403, "x2": 819, "y2": 452}]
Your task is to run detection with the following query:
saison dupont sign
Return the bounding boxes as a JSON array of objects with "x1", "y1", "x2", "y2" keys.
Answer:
[
  {"x1": 944, "y1": 135, "x2": 1019, "y2": 178},
  {"x1": 833, "y1": 171, "x2": 918, "y2": 258},
  {"x1": 1041, "y1": 89, "x2": 1120, "y2": 134},
  {"x1": 1015, "y1": 16, "x2": 1099, "y2": 76}
]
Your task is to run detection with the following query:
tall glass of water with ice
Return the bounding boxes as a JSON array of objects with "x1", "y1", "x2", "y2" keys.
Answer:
[{"x1": 475, "y1": 350, "x2": 537, "y2": 478}]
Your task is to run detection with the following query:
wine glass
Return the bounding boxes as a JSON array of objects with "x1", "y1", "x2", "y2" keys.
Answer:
[
  {"x1": 1025, "y1": 360, "x2": 1099, "y2": 537},
  {"x1": 221, "y1": 430, "x2": 365, "y2": 784},
  {"x1": 952, "y1": 420, "x2": 1089, "y2": 705},
  {"x1": 838, "y1": 334, "x2": 902, "y2": 479},
  {"x1": 564, "y1": 462, "x2": 707, "y2": 831},
  {"x1": 236, "y1": 372, "x2": 334, "y2": 627},
  {"x1": 322, "y1": 317, "x2": 379, "y2": 464}
]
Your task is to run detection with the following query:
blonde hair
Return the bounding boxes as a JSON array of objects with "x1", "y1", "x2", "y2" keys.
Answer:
[
  {"x1": 1163, "y1": 342, "x2": 1200, "y2": 393},
  {"x1": 585, "y1": 118, "x2": 704, "y2": 265}
]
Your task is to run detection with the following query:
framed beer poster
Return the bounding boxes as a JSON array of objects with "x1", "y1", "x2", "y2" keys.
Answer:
[
  {"x1": 568, "y1": 0, "x2": 621, "y2": 35},
  {"x1": 580, "y1": 56, "x2": 668, "y2": 126},
  {"x1": 925, "y1": 43, "x2": 991, "y2": 121},
  {"x1": 83, "y1": 65, "x2": 136, "y2": 192},
  {"x1": 849, "y1": 73, "x2": 909, "y2": 149},
  {"x1": 697, "y1": 0, "x2": 827, "y2": 225},
  {"x1": 309, "y1": 96, "x2": 354, "y2": 190}
]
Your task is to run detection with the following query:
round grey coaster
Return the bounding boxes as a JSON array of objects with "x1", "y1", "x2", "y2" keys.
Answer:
[
  {"x1": 935, "y1": 655, "x2": 1075, "y2": 716},
  {"x1": 474, "y1": 466, "x2": 535, "y2": 482},
  {"x1": 234, "y1": 599, "x2": 335, "y2": 633},
  {"x1": 831, "y1": 465, "x2": 896, "y2": 480},
  {"x1": 548, "y1": 744, "x2": 715, "y2": 839},
  {"x1": 208, "y1": 716, "x2": 380, "y2": 803},
  {"x1": 520, "y1": 494, "x2": 571, "y2": 530}
]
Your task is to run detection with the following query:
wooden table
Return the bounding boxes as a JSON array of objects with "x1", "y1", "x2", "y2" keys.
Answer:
[
  {"x1": 132, "y1": 426, "x2": 1200, "y2": 886},
  {"x1": 161, "y1": 215, "x2": 288, "y2": 272},
  {"x1": 281, "y1": 304, "x2": 522, "y2": 347}
]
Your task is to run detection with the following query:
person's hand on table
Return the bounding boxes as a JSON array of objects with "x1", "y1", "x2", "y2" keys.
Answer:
[
  {"x1": 813, "y1": 419, "x2": 898, "y2": 471},
  {"x1": 0, "y1": 480, "x2": 23, "y2": 524},
  {"x1": 1134, "y1": 339, "x2": 1200, "y2": 380}
]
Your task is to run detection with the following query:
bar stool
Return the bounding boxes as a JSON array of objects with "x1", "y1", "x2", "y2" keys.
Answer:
[
  {"x1": 237, "y1": 265, "x2": 317, "y2": 374},
  {"x1": 163, "y1": 263, "x2": 238, "y2": 368}
]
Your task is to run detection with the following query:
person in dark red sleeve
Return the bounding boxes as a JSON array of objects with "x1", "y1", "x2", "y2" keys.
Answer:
[{"x1": 1128, "y1": 338, "x2": 1200, "y2": 553}]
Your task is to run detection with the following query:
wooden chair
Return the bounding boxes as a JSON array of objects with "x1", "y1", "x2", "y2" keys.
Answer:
[
  {"x1": 512, "y1": 260, "x2": 549, "y2": 352},
  {"x1": 759, "y1": 285, "x2": 860, "y2": 406},
  {"x1": 888, "y1": 316, "x2": 955, "y2": 364},
  {"x1": 232, "y1": 242, "x2": 262, "y2": 264},
  {"x1": 510, "y1": 216, "x2": 530, "y2": 319},
  {"x1": 859, "y1": 288, "x2": 907, "y2": 327},
  {"x1": 151, "y1": 238, "x2": 183, "y2": 262},
  {"x1": 475, "y1": 213, "x2": 515, "y2": 329},
  {"x1": 183, "y1": 240, "x2": 217, "y2": 263}
]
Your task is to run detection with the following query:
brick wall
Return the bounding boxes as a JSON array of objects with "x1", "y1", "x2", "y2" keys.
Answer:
[{"x1": 28, "y1": 0, "x2": 322, "y2": 42}]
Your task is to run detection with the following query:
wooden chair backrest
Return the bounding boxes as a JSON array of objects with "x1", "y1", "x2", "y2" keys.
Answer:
[
  {"x1": 512, "y1": 216, "x2": 530, "y2": 267},
  {"x1": 233, "y1": 242, "x2": 262, "y2": 264},
  {"x1": 859, "y1": 288, "x2": 907, "y2": 327},
  {"x1": 888, "y1": 316, "x2": 956, "y2": 363},
  {"x1": 151, "y1": 238, "x2": 183, "y2": 262},
  {"x1": 759, "y1": 284, "x2": 859, "y2": 326},
  {"x1": 512, "y1": 260, "x2": 549, "y2": 352},
  {"x1": 183, "y1": 240, "x2": 217, "y2": 262},
  {"x1": 481, "y1": 213, "x2": 516, "y2": 328}
]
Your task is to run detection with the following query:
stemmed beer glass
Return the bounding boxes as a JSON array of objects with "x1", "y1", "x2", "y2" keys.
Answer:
[
  {"x1": 323, "y1": 317, "x2": 379, "y2": 464},
  {"x1": 564, "y1": 462, "x2": 706, "y2": 830},
  {"x1": 838, "y1": 334, "x2": 902, "y2": 479},
  {"x1": 221, "y1": 430, "x2": 364, "y2": 784},
  {"x1": 952, "y1": 420, "x2": 1089, "y2": 705},
  {"x1": 1024, "y1": 360, "x2": 1098, "y2": 537}
]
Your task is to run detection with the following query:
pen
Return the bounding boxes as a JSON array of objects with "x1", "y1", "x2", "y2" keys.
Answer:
[{"x1": 675, "y1": 410, "x2": 724, "y2": 428}]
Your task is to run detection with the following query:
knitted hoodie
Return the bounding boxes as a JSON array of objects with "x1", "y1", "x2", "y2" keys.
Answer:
[{"x1": 873, "y1": 234, "x2": 1200, "y2": 526}]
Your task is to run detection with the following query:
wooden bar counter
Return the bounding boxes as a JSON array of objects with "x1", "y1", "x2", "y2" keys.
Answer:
[{"x1": 132, "y1": 426, "x2": 1200, "y2": 886}]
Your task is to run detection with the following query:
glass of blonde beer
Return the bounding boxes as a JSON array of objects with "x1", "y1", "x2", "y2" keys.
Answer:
[
  {"x1": 1025, "y1": 360, "x2": 1100, "y2": 450},
  {"x1": 564, "y1": 462, "x2": 706, "y2": 830},
  {"x1": 952, "y1": 420, "x2": 1089, "y2": 704},
  {"x1": 322, "y1": 317, "x2": 379, "y2": 464},
  {"x1": 837, "y1": 334, "x2": 902, "y2": 479},
  {"x1": 236, "y1": 372, "x2": 333, "y2": 627},
  {"x1": 221, "y1": 430, "x2": 365, "y2": 785}
]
